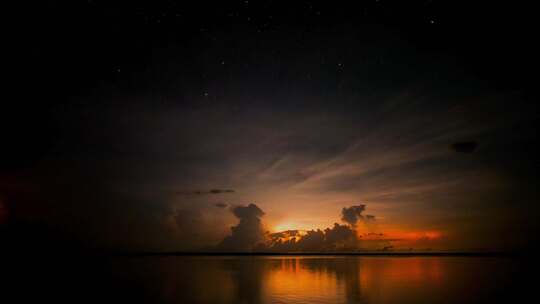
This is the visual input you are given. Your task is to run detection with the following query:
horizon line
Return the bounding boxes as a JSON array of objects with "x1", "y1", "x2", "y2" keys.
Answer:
[{"x1": 113, "y1": 251, "x2": 522, "y2": 257}]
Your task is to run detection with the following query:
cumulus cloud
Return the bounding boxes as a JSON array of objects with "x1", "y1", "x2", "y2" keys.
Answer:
[
  {"x1": 266, "y1": 223, "x2": 358, "y2": 252},
  {"x1": 269, "y1": 204, "x2": 378, "y2": 251},
  {"x1": 216, "y1": 203, "x2": 380, "y2": 252},
  {"x1": 294, "y1": 229, "x2": 325, "y2": 251},
  {"x1": 176, "y1": 189, "x2": 235, "y2": 195},
  {"x1": 269, "y1": 229, "x2": 300, "y2": 239},
  {"x1": 322, "y1": 223, "x2": 357, "y2": 249},
  {"x1": 341, "y1": 204, "x2": 375, "y2": 227},
  {"x1": 217, "y1": 203, "x2": 266, "y2": 251}
]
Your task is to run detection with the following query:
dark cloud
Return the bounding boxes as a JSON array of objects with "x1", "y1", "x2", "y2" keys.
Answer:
[
  {"x1": 322, "y1": 223, "x2": 358, "y2": 250},
  {"x1": 176, "y1": 189, "x2": 235, "y2": 195},
  {"x1": 214, "y1": 202, "x2": 228, "y2": 208},
  {"x1": 294, "y1": 229, "x2": 325, "y2": 251},
  {"x1": 269, "y1": 230, "x2": 300, "y2": 239},
  {"x1": 451, "y1": 141, "x2": 478, "y2": 153},
  {"x1": 263, "y1": 205, "x2": 376, "y2": 252},
  {"x1": 341, "y1": 205, "x2": 367, "y2": 226},
  {"x1": 266, "y1": 224, "x2": 358, "y2": 252},
  {"x1": 218, "y1": 203, "x2": 266, "y2": 251},
  {"x1": 218, "y1": 204, "x2": 366, "y2": 252}
]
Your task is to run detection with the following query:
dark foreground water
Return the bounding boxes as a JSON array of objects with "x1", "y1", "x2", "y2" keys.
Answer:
[
  {"x1": 106, "y1": 255, "x2": 529, "y2": 304},
  {"x1": 5, "y1": 253, "x2": 534, "y2": 303}
]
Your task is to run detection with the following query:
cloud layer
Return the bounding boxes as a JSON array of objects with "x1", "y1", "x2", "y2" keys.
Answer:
[
  {"x1": 217, "y1": 203, "x2": 381, "y2": 252},
  {"x1": 341, "y1": 204, "x2": 376, "y2": 227},
  {"x1": 218, "y1": 204, "x2": 266, "y2": 251}
]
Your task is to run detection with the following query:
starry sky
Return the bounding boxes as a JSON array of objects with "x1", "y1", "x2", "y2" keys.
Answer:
[{"x1": 2, "y1": 0, "x2": 539, "y2": 252}]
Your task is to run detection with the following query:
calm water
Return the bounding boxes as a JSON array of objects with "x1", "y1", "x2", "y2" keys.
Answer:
[{"x1": 109, "y1": 255, "x2": 530, "y2": 304}]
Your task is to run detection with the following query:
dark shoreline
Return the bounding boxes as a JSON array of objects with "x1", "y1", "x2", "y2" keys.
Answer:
[{"x1": 114, "y1": 251, "x2": 520, "y2": 257}]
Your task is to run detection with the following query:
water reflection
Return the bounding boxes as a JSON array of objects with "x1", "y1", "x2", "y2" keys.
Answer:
[{"x1": 112, "y1": 256, "x2": 526, "y2": 304}]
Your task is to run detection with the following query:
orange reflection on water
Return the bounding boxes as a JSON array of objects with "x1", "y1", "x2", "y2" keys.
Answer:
[
  {"x1": 358, "y1": 257, "x2": 445, "y2": 299},
  {"x1": 263, "y1": 256, "x2": 446, "y2": 304},
  {"x1": 120, "y1": 256, "x2": 519, "y2": 304},
  {"x1": 265, "y1": 258, "x2": 341, "y2": 303}
]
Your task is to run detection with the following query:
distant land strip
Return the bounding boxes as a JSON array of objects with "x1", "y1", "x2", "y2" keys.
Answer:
[{"x1": 113, "y1": 251, "x2": 521, "y2": 257}]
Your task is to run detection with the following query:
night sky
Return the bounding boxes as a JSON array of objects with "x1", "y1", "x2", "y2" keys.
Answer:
[{"x1": 3, "y1": 0, "x2": 539, "y2": 252}]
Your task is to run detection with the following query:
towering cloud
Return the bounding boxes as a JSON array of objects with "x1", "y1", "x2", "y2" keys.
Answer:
[
  {"x1": 217, "y1": 203, "x2": 378, "y2": 252},
  {"x1": 218, "y1": 204, "x2": 266, "y2": 251},
  {"x1": 341, "y1": 204, "x2": 377, "y2": 227}
]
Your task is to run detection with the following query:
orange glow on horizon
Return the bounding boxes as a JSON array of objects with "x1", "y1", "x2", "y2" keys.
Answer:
[
  {"x1": 270, "y1": 220, "x2": 445, "y2": 250},
  {"x1": 272, "y1": 222, "x2": 443, "y2": 240},
  {"x1": 272, "y1": 222, "x2": 305, "y2": 233},
  {"x1": 382, "y1": 230, "x2": 443, "y2": 240}
]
